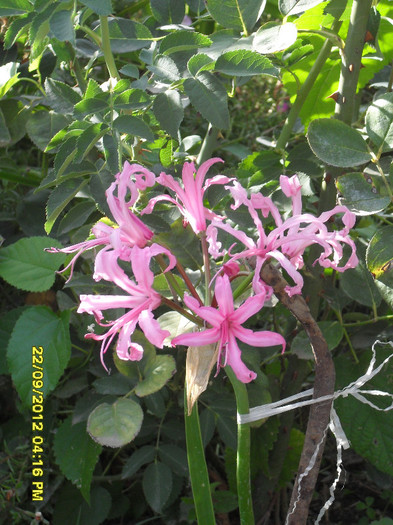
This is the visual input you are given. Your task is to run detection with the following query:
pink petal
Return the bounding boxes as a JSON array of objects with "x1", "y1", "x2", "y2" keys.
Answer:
[
  {"x1": 231, "y1": 293, "x2": 266, "y2": 324},
  {"x1": 214, "y1": 275, "x2": 234, "y2": 317},
  {"x1": 225, "y1": 333, "x2": 257, "y2": 383},
  {"x1": 233, "y1": 326, "x2": 286, "y2": 352},
  {"x1": 172, "y1": 327, "x2": 220, "y2": 347},
  {"x1": 138, "y1": 310, "x2": 170, "y2": 348}
]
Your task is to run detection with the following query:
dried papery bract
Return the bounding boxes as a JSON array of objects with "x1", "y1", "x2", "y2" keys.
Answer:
[{"x1": 185, "y1": 344, "x2": 218, "y2": 415}]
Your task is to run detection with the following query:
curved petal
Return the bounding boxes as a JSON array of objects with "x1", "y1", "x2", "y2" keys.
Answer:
[
  {"x1": 233, "y1": 326, "x2": 286, "y2": 352},
  {"x1": 231, "y1": 293, "x2": 266, "y2": 324},
  {"x1": 139, "y1": 310, "x2": 170, "y2": 348},
  {"x1": 225, "y1": 333, "x2": 257, "y2": 383},
  {"x1": 214, "y1": 275, "x2": 234, "y2": 317},
  {"x1": 172, "y1": 327, "x2": 220, "y2": 347}
]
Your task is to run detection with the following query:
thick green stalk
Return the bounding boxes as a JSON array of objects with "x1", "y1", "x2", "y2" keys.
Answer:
[
  {"x1": 184, "y1": 392, "x2": 215, "y2": 525},
  {"x1": 275, "y1": 16, "x2": 344, "y2": 151},
  {"x1": 197, "y1": 124, "x2": 220, "y2": 165},
  {"x1": 99, "y1": 15, "x2": 120, "y2": 80},
  {"x1": 335, "y1": 0, "x2": 373, "y2": 124},
  {"x1": 226, "y1": 366, "x2": 254, "y2": 525}
]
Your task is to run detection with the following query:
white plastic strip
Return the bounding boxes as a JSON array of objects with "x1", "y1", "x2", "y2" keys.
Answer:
[{"x1": 237, "y1": 340, "x2": 393, "y2": 524}]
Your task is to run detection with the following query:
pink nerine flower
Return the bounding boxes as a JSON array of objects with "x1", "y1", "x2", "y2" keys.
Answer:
[
  {"x1": 171, "y1": 274, "x2": 285, "y2": 383},
  {"x1": 142, "y1": 158, "x2": 232, "y2": 234},
  {"x1": 78, "y1": 244, "x2": 175, "y2": 368},
  {"x1": 208, "y1": 175, "x2": 358, "y2": 296},
  {"x1": 46, "y1": 162, "x2": 156, "y2": 279}
]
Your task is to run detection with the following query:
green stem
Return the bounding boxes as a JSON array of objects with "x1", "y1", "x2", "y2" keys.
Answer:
[
  {"x1": 99, "y1": 15, "x2": 120, "y2": 79},
  {"x1": 275, "y1": 16, "x2": 343, "y2": 151},
  {"x1": 197, "y1": 124, "x2": 220, "y2": 165},
  {"x1": 225, "y1": 366, "x2": 254, "y2": 525},
  {"x1": 160, "y1": 296, "x2": 203, "y2": 326},
  {"x1": 343, "y1": 314, "x2": 393, "y2": 327},
  {"x1": 335, "y1": 0, "x2": 373, "y2": 124},
  {"x1": 184, "y1": 391, "x2": 215, "y2": 525},
  {"x1": 200, "y1": 231, "x2": 212, "y2": 304},
  {"x1": 176, "y1": 261, "x2": 204, "y2": 305},
  {"x1": 232, "y1": 272, "x2": 254, "y2": 301}
]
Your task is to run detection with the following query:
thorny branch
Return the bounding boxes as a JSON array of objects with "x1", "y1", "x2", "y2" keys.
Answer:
[{"x1": 260, "y1": 262, "x2": 335, "y2": 525}]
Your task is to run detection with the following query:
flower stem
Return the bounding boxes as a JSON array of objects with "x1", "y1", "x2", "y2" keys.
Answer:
[
  {"x1": 99, "y1": 15, "x2": 120, "y2": 80},
  {"x1": 184, "y1": 390, "x2": 215, "y2": 525},
  {"x1": 225, "y1": 365, "x2": 254, "y2": 525},
  {"x1": 176, "y1": 261, "x2": 204, "y2": 305},
  {"x1": 200, "y1": 231, "x2": 212, "y2": 304}
]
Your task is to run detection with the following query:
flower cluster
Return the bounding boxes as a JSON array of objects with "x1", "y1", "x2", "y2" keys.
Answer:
[{"x1": 50, "y1": 160, "x2": 358, "y2": 383}]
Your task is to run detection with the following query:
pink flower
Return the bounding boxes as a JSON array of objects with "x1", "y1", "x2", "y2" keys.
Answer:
[
  {"x1": 78, "y1": 244, "x2": 175, "y2": 367},
  {"x1": 171, "y1": 274, "x2": 285, "y2": 383},
  {"x1": 47, "y1": 162, "x2": 156, "y2": 279},
  {"x1": 207, "y1": 175, "x2": 358, "y2": 296},
  {"x1": 142, "y1": 158, "x2": 232, "y2": 234}
]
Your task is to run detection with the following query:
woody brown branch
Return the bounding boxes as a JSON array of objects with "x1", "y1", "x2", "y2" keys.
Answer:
[{"x1": 260, "y1": 262, "x2": 335, "y2": 525}]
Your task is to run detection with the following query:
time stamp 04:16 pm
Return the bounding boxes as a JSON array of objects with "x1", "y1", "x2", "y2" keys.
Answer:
[{"x1": 32, "y1": 345, "x2": 44, "y2": 502}]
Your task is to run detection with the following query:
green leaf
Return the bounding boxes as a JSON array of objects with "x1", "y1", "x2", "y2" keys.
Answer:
[
  {"x1": 73, "y1": 98, "x2": 109, "y2": 118},
  {"x1": 54, "y1": 416, "x2": 102, "y2": 502},
  {"x1": 0, "y1": 307, "x2": 26, "y2": 374},
  {"x1": 26, "y1": 111, "x2": 69, "y2": 152},
  {"x1": 155, "y1": 219, "x2": 203, "y2": 270},
  {"x1": 75, "y1": 123, "x2": 108, "y2": 163},
  {"x1": 87, "y1": 398, "x2": 143, "y2": 447},
  {"x1": 184, "y1": 72, "x2": 230, "y2": 129},
  {"x1": 307, "y1": 119, "x2": 371, "y2": 167},
  {"x1": 45, "y1": 78, "x2": 82, "y2": 115},
  {"x1": 119, "y1": 64, "x2": 139, "y2": 78},
  {"x1": 58, "y1": 201, "x2": 97, "y2": 235},
  {"x1": 0, "y1": 236, "x2": 65, "y2": 292},
  {"x1": 135, "y1": 355, "x2": 176, "y2": 397},
  {"x1": 102, "y1": 134, "x2": 120, "y2": 174},
  {"x1": 148, "y1": 55, "x2": 181, "y2": 82},
  {"x1": 153, "y1": 91, "x2": 184, "y2": 138},
  {"x1": 335, "y1": 346, "x2": 393, "y2": 477},
  {"x1": 366, "y1": 92, "x2": 393, "y2": 154},
  {"x1": 215, "y1": 49, "x2": 279, "y2": 77},
  {"x1": 7, "y1": 307, "x2": 71, "y2": 406},
  {"x1": 341, "y1": 246, "x2": 382, "y2": 308},
  {"x1": 366, "y1": 226, "x2": 393, "y2": 280},
  {"x1": 142, "y1": 462, "x2": 172, "y2": 513},
  {"x1": 206, "y1": 0, "x2": 266, "y2": 32},
  {"x1": 113, "y1": 115, "x2": 154, "y2": 142},
  {"x1": 0, "y1": 99, "x2": 29, "y2": 146},
  {"x1": 279, "y1": 0, "x2": 325, "y2": 16},
  {"x1": 291, "y1": 321, "x2": 344, "y2": 360},
  {"x1": 0, "y1": 0, "x2": 32, "y2": 15},
  {"x1": 336, "y1": 172, "x2": 390, "y2": 216},
  {"x1": 113, "y1": 89, "x2": 151, "y2": 110},
  {"x1": 150, "y1": 0, "x2": 185, "y2": 24},
  {"x1": 45, "y1": 178, "x2": 90, "y2": 234},
  {"x1": 0, "y1": 108, "x2": 11, "y2": 145},
  {"x1": 0, "y1": 62, "x2": 20, "y2": 99},
  {"x1": 4, "y1": 14, "x2": 34, "y2": 49},
  {"x1": 187, "y1": 53, "x2": 215, "y2": 76},
  {"x1": 104, "y1": 18, "x2": 153, "y2": 53},
  {"x1": 252, "y1": 22, "x2": 298, "y2": 53},
  {"x1": 159, "y1": 31, "x2": 212, "y2": 55},
  {"x1": 79, "y1": 0, "x2": 112, "y2": 15},
  {"x1": 50, "y1": 9, "x2": 74, "y2": 43},
  {"x1": 157, "y1": 311, "x2": 195, "y2": 344},
  {"x1": 53, "y1": 484, "x2": 111, "y2": 525},
  {"x1": 121, "y1": 445, "x2": 156, "y2": 479},
  {"x1": 159, "y1": 444, "x2": 188, "y2": 477}
]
